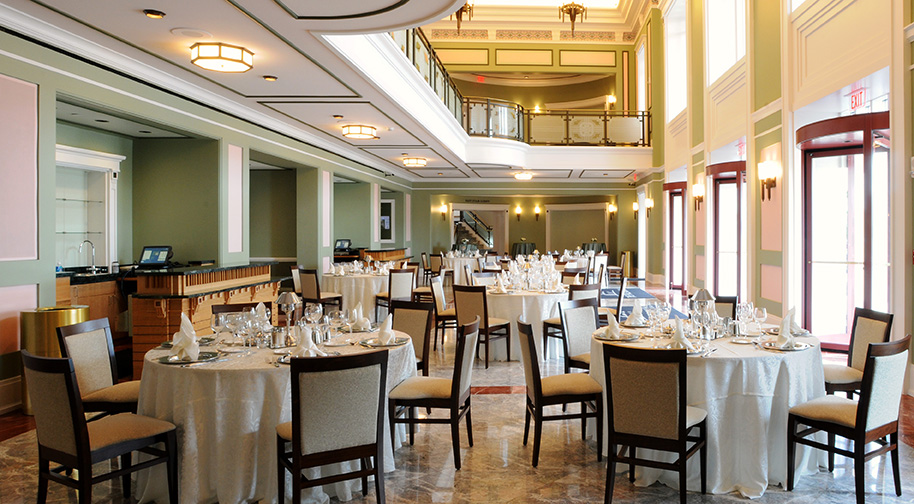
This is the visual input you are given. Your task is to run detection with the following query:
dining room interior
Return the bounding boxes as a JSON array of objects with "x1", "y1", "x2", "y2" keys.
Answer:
[{"x1": 0, "y1": 0, "x2": 913, "y2": 503}]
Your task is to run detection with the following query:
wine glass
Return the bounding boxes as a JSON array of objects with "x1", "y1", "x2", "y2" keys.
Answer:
[
  {"x1": 210, "y1": 312, "x2": 226, "y2": 339},
  {"x1": 304, "y1": 303, "x2": 323, "y2": 328},
  {"x1": 658, "y1": 302, "x2": 672, "y2": 334},
  {"x1": 327, "y1": 310, "x2": 345, "y2": 339},
  {"x1": 753, "y1": 307, "x2": 768, "y2": 337}
]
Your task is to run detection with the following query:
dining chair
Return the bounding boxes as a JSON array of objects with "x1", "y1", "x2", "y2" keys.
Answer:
[
  {"x1": 516, "y1": 320, "x2": 602, "y2": 467},
  {"x1": 430, "y1": 275, "x2": 457, "y2": 351},
  {"x1": 298, "y1": 268, "x2": 343, "y2": 310},
  {"x1": 558, "y1": 298, "x2": 600, "y2": 374},
  {"x1": 824, "y1": 307, "x2": 894, "y2": 398},
  {"x1": 21, "y1": 350, "x2": 178, "y2": 504},
  {"x1": 420, "y1": 252, "x2": 431, "y2": 285},
  {"x1": 290, "y1": 265, "x2": 302, "y2": 294},
  {"x1": 375, "y1": 268, "x2": 415, "y2": 320},
  {"x1": 607, "y1": 253, "x2": 626, "y2": 284},
  {"x1": 390, "y1": 299, "x2": 434, "y2": 376},
  {"x1": 427, "y1": 254, "x2": 443, "y2": 284},
  {"x1": 609, "y1": 277, "x2": 646, "y2": 322},
  {"x1": 541, "y1": 283, "x2": 604, "y2": 359},
  {"x1": 407, "y1": 261, "x2": 432, "y2": 302},
  {"x1": 787, "y1": 334, "x2": 910, "y2": 504},
  {"x1": 277, "y1": 350, "x2": 389, "y2": 504},
  {"x1": 562, "y1": 268, "x2": 586, "y2": 285},
  {"x1": 389, "y1": 318, "x2": 480, "y2": 470},
  {"x1": 602, "y1": 343, "x2": 707, "y2": 504},
  {"x1": 470, "y1": 271, "x2": 497, "y2": 286},
  {"x1": 476, "y1": 256, "x2": 486, "y2": 271},
  {"x1": 713, "y1": 296, "x2": 737, "y2": 319},
  {"x1": 453, "y1": 284, "x2": 511, "y2": 368},
  {"x1": 56, "y1": 318, "x2": 140, "y2": 418},
  {"x1": 591, "y1": 253, "x2": 609, "y2": 285},
  {"x1": 463, "y1": 264, "x2": 474, "y2": 285}
]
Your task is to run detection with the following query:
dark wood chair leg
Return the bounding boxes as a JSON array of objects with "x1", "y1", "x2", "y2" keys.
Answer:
[
  {"x1": 787, "y1": 415, "x2": 796, "y2": 491},
  {"x1": 374, "y1": 454, "x2": 386, "y2": 504},
  {"x1": 465, "y1": 400, "x2": 474, "y2": 447},
  {"x1": 581, "y1": 401, "x2": 587, "y2": 440},
  {"x1": 120, "y1": 452, "x2": 132, "y2": 498},
  {"x1": 78, "y1": 468, "x2": 92, "y2": 504},
  {"x1": 277, "y1": 437, "x2": 286, "y2": 504},
  {"x1": 532, "y1": 408, "x2": 543, "y2": 467},
  {"x1": 37, "y1": 457, "x2": 49, "y2": 504},
  {"x1": 827, "y1": 431, "x2": 835, "y2": 471},
  {"x1": 450, "y1": 408, "x2": 462, "y2": 470},
  {"x1": 854, "y1": 442, "x2": 866, "y2": 504},
  {"x1": 408, "y1": 407, "x2": 415, "y2": 445},
  {"x1": 523, "y1": 404, "x2": 531, "y2": 445},
  {"x1": 679, "y1": 448, "x2": 688, "y2": 504},
  {"x1": 891, "y1": 432, "x2": 902, "y2": 496},
  {"x1": 629, "y1": 447, "x2": 635, "y2": 482},
  {"x1": 166, "y1": 430, "x2": 178, "y2": 504},
  {"x1": 360, "y1": 457, "x2": 368, "y2": 497},
  {"x1": 596, "y1": 399, "x2": 603, "y2": 462},
  {"x1": 605, "y1": 447, "x2": 616, "y2": 504},
  {"x1": 388, "y1": 401, "x2": 397, "y2": 450}
]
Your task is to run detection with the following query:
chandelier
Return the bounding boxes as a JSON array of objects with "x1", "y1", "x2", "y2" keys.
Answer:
[
  {"x1": 559, "y1": 3, "x2": 587, "y2": 37},
  {"x1": 451, "y1": 2, "x2": 473, "y2": 33}
]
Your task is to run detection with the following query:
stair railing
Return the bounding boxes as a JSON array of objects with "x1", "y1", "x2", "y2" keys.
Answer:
[{"x1": 458, "y1": 211, "x2": 494, "y2": 248}]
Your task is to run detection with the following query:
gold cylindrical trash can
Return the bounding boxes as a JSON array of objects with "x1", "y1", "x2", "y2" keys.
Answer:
[
  {"x1": 619, "y1": 251, "x2": 633, "y2": 278},
  {"x1": 20, "y1": 305, "x2": 88, "y2": 415}
]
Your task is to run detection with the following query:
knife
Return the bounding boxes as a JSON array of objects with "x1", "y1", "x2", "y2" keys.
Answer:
[{"x1": 181, "y1": 358, "x2": 230, "y2": 368}]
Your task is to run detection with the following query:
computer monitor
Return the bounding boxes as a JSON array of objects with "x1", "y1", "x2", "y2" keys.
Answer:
[
  {"x1": 334, "y1": 239, "x2": 351, "y2": 251},
  {"x1": 138, "y1": 245, "x2": 172, "y2": 267}
]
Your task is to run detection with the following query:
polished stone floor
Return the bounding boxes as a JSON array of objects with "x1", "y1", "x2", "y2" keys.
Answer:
[{"x1": 2, "y1": 329, "x2": 913, "y2": 503}]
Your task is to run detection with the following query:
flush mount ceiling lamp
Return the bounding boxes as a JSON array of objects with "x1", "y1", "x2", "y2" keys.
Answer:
[
  {"x1": 403, "y1": 157, "x2": 427, "y2": 167},
  {"x1": 190, "y1": 42, "x2": 253, "y2": 73},
  {"x1": 514, "y1": 169, "x2": 533, "y2": 181},
  {"x1": 341, "y1": 124, "x2": 378, "y2": 140},
  {"x1": 451, "y1": 2, "x2": 473, "y2": 33},
  {"x1": 143, "y1": 9, "x2": 166, "y2": 19},
  {"x1": 559, "y1": 2, "x2": 587, "y2": 37}
]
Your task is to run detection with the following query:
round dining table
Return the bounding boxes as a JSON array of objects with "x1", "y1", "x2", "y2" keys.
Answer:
[
  {"x1": 485, "y1": 288, "x2": 567, "y2": 360},
  {"x1": 443, "y1": 256, "x2": 478, "y2": 285},
  {"x1": 135, "y1": 331, "x2": 416, "y2": 504},
  {"x1": 322, "y1": 273, "x2": 388, "y2": 321},
  {"x1": 589, "y1": 330, "x2": 826, "y2": 499}
]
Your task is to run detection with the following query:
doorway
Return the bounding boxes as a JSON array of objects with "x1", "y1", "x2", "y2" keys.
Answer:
[{"x1": 664, "y1": 182, "x2": 686, "y2": 292}]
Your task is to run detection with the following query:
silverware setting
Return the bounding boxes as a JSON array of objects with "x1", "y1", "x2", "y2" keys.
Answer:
[
  {"x1": 181, "y1": 358, "x2": 230, "y2": 368},
  {"x1": 701, "y1": 347, "x2": 718, "y2": 358}
]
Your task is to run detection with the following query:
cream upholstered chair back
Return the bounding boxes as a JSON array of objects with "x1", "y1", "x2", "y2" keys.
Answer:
[
  {"x1": 57, "y1": 319, "x2": 115, "y2": 397},
  {"x1": 559, "y1": 298, "x2": 599, "y2": 359},
  {"x1": 298, "y1": 268, "x2": 321, "y2": 300},
  {"x1": 562, "y1": 268, "x2": 586, "y2": 285},
  {"x1": 292, "y1": 351, "x2": 388, "y2": 456},
  {"x1": 430, "y1": 275, "x2": 449, "y2": 313},
  {"x1": 452, "y1": 317, "x2": 481, "y2": 399},
  {"x1": 22, "y1": 351, "x2": 83, "y2": 458},
  {"x1": 515, "y1": 319, "x2": 541, "y2": 400},
  {"x1": 849, "y1": 308, "x2": 894, "y2": 371},
  {"x1": 420, "y1": 252, "x2": 430, "y2": 270},
  {"x1": 429, "y1": 254, "x2": 443, "y2": 274},
  {"x1": 404, "y1": 263, "x2": 420, "y2": 288},
  {"x1": 568, "y1": 283, "x2": 601, "y2": 301},
  {"x1": 453, "y1": 285, "x2": 488, "y2": 328},
  {"x1": 391, "y1": 300, "x2": 433, "y2": 363},
  {"x1": 388, "y1": 269, "x2": 415, "y2": 300},
  {"x1": 592, "y1": 254, "x2": 608, "y2": 284},
  {"x1": 859, "y1": 336, "x2": 910, "y2": 431},
  {"x1": 605, "y1": 345, "x2": 683, "y2": 440},
  {"x1": 471, "y1": 272, "x2": 497, "y2": 286},
  {"x1": 291, "y1": 266, "x2": 302, "y2": 294},
  {"x1": 713, "y1": 296, "x2": 737, "y2": 319}
]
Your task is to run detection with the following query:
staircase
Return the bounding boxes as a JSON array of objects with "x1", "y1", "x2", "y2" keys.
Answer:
[{"x1": 454, "y1": 211, "x2": 494, "y2": 251}]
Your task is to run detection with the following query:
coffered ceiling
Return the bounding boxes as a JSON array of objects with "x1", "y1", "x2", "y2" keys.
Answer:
[{"x1": 2, "y1": 0, "x2": 653, "y2": 183}]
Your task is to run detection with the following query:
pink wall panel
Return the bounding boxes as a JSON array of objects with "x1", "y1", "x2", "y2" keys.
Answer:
[
  {"x1": 695, "y1": 254, "x2": 705, "y2": 281},
  {"x1": 0, "y1": 284, "x2": 38, "y2": 354},
  {"x1": 759, "y1": 145, "x2": 782, "y2": 251},
  {"x1": 760, "y1": 264, "x2": 782, "y2": 303},
  {"x1": 0, "y1": 75, "x2": 38, "y2": 261}
]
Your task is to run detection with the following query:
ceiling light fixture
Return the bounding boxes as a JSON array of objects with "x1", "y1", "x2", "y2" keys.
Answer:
[
  {"x1": 559, "y1": 3, "x2": 587, "y2": 37},
  {"x1": 190, "y1": 42, "x2": 253, "y2": 73},
  {"x1": 262, "y1": 75, "x2": 277, "y2": 82},
  {"x1": 341, "y1": 124, "x2": 378, "y2": 140},
  {"x1": 143, "y1": 9, "x2": 166, "y2": 19},
  {"x1": 514, "y1": 171, "x2": 533, "y2": 181},
  {"x1": 451, "y1": 2, "x2": 474, "y2": 33},
  {"x1": 403, "y1": 157, "x2": 427, "y2": 167}
]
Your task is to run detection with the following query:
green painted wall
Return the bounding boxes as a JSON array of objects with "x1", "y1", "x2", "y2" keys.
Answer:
[
  {"x1": 647, "y1": 9, "x2": 666, "y2": 167},
  {"x1": 646, "y1": 177, "x2": 665, "y2": 276},
  {"x1": 334, "y1": 183, "x2": 372, "y2": 249},
  {"x1": 250, "y1": 170, "x2": 297, "y2": 258},
  {"x1": 132, "y1": 139, "x2": 220, "y2": 264},
  {"x1": 752, "y1": 0, "x2": 782, "y2": 110},
  {"x1": 548, "y1": 208, "x2": 606, "y2": 251},
  {"x1": 56, "y1": 122, "x2": 134, "y2": 263},
  {"x1": 455, "y1": 76, "x2": 615, "y2": 110},
  {"x1": 691, "y1": 156, "x2": 705, "y2": 289},
  {"x1": 690, "y1": 0, "x2": 705, "y2": 147}
]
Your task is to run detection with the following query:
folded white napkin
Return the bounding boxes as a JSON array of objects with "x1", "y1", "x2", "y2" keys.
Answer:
[
  {"x1": 170, "y1": 312, "x2": 200, "y2": 361},
  {"x1": 573, "y1": 273, "x2": 581, "y2": 285},
  {"x1": 790, "y1": 315, "x2": 809, "y2": 335},
  {"x1": 351, "y1": 302, "x2": 372, "y2": 331},
  {"x1": 586, "y1": 250, "x2": 596, "y2": 257},
  {"x1": 599, "y1": 316, "x2": 623, "y2": 340},
  {"x1": 494, "y1": 275, "x2": 508, "y2": 294},
  {"x1": 292, "y1": 326, "x2": 325, "y2": 357},
  {"x1": 447, "y1": 251, "x2": 454, "y2": 258},
  {"x1": 378, "y1": 314, "x2": 395, "y2": 344},
  {"x1": 668, "y1": 318, "x2": 696, "y2": 352},
  {"x1": 625, "y1": 300, "x2": 646, "y2": 326},
  {"x1": 778, "y1": 308, "x2": 796, "y2": 349}
]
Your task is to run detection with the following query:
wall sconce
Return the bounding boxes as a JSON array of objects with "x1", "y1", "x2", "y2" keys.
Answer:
[
  {"x1": 645, "y1": 197, "x2": 654, "y2": 218},
  {"x1": 607, "y1": 203, "x2": 617, "y2": 221},
  {"x1": 758, "y1": 160, "x2": 780, "y2": 201},
  {"x1": 515, "y1": 205, "x2": 522, "y2": 221},
  {"x1": 439, "y1": 204, "x2": 448, "y2": 221},
  {"x1": 534, "y1": 205, "x2": 541, "y2": 220},
  {"x1": 693, "y1": 183, "x2": 705, "y2": 211},
  {"x1": 632, "y1": 201, "x2": 639, "y2": 220}
]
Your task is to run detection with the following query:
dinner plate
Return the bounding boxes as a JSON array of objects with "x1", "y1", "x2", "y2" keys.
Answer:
[
  {"x1": 360, "y1": 337, "x2": 410, "y2": 348},
  {"x1": 761, "y1": 341, "x2": 812, "y2": 352},
  {"x1": 323, "y1": 339, "x2": 353, "y2": 347},
  {"x1": 764, "y1": 328, "x2": 812, "y2": 337},
  {"x1": 730, "y1": 337, "x2": 755, "y2": 345},
  {"x1": 157, "y1": 351, "x2": 219, "y2": 365},
  {"x1": 621, "y1": 322, "x2": 650, "y2": 329},
  {"x1": 594, "y1": 332, "x2": 640, "y2": 342},
  {"x1": 218, "y1": 346, "x2": 247, "y2": 353},
  {"x1": 277, "y1": 352, "x2": 340, "y2": 364},
  {"x1": 159, "y1": 336, "x2": 215, "y2": 349}
]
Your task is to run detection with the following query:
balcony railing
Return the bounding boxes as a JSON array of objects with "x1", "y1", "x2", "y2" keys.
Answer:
[
  {"x1": 390, "y1": 28, "x2": 464, "y2": 122},
  {"x1": 463, "y1": 97, "x2": 651, "y2": 146}
]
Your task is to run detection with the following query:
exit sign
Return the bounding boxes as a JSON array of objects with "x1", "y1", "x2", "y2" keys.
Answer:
[{"x1": 849, "y1": 87, "x2": 866, "y2": 111}]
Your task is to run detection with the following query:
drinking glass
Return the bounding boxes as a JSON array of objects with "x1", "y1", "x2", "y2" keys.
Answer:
[
  {"x1": 658, "y1": 302, "x2": 672, "y2": 334},
  {"x1": 210, "y1": 313, "x2": 226, "y2": 338},
  {"x1": 304, "y1": 303, "x2": 323, "y2": 327},
  {"x1": 328, "y1": 310, "x2": 345, "y2": 339},
  {"x1": 753, "y1": 307, "x2": 768, "y2": 336}
]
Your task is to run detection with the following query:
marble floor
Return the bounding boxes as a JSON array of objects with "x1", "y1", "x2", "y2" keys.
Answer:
[{"x1": 2, "y1": 326, "x2": 913, "y2": 503}]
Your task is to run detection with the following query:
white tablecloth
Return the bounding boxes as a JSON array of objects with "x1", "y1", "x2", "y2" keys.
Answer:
[
  {"x1": 589, "y1": 334, "x2": 826, "y2": 498},
  {"x1": 485, "y1": 289, "x2": 567, "y2": 360},
  {"x1": 322, "y1": 274, "x2": 388, "y2": 322},
  {"x1": 136, "y1": 332, "x2": 416, "y2": 504},
  {"x1": 443, "y1": 257, "x2": 478, "y2": 285}
]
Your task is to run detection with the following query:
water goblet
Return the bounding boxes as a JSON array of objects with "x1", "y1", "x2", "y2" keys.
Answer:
[
  {"x1": 753, "y1": 307, "x2": 767, "y2": 337},
  {"x1": 210, "y1": 312, "x2": 226, "y2": 339},
  {"x1": 327, "y1": 310, "x2": 345, "y2": 339},
  {"x1": 304, "y1": 303, "x2": 323, "y2": 328}
]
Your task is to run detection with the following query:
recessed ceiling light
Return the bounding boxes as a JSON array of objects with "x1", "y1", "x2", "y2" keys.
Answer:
[
  {"x1": 95, "y1": 119, "x2": 109, "y2": 123},
  {"x1": 514, "y1": 172, "x2": 533, "y2": 181},
  {"x1": 438, "y1": 172, "x2": 444, "y2": 176},
  {"x1": 333, "y1": 114, "x2": 344, "y2": 119},
  {"x1": 262, "y1": 75, "x2": 277, "y2": 82},
  {"x1": 190, "y1": 42, "x2": 253, "y2": 73},
  {"x1": 139, "y1": 130, "x2": 152, "y2": 134},
  {"x1": 143, "y1": 9, "x2": 166, "y2": 19},
  {"x1": 341, "y1": 124, "x2": 378, "y2": 140}
]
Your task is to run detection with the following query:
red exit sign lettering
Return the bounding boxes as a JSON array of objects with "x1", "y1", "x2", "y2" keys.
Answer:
[{"x1": 849, "y1": 88, "x2": 866, "y2": 111}]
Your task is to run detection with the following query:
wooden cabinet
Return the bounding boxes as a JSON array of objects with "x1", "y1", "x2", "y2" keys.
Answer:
[{"x1": 70, "y1": 281, "x2": 125, "y2": 330}]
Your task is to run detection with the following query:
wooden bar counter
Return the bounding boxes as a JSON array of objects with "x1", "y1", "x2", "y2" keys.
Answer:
[
  {"x1": 358, "y1": 248, "x2": 409, "y2": 262},
  {"x1": 131, "y1": 263, "x2": 282, "y2": 376}
]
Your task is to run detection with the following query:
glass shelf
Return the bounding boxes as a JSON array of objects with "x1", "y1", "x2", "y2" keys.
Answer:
[
  {"x1": 56, "y1": 198, "x2": 104, "y2": 204},
  {"x1": 56, "y1": 231, "x2": 104, "y2": 235}
]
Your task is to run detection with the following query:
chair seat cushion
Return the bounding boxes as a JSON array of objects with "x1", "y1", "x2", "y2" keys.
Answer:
[
  {"x1": 487, "y1": 317, "x2": 510, "y2": 328},
  {"x1": 376, "y1": 292, "x2": 389, "y2": 299},
  {"x1": 276, "y1": 421, "x2": 293, "y2": 441},
  {"x1": 789, "y1": 395, "x2": 857, "y2": 428},
  {"x1": 413, "y1": 286, "x2": 431, "y2": 294},
  {"x1": 438, "y1": 308, "x2": 456, "y2": 318},
  {"x1": 542, "y1": 317, "x2": 561, "y2": 326},
  {"x1": 89, "y1": 413, "x2": 175, "y2": 452},
  {"x1": 597, "y1": 307, "x2": 612, "y2": 315},
  {"x1": 570, "y1": 353, "x2": 591, "y2": 366},
  {"x1": 82, "y1": 380, "x2": 141, "y2": 404},
  {"x1": 321, "y1": 292, "x2": 342, "y2": 300},
  {"x1": 541, "y1": 373, "x2": 602, "y2": 397},
  {"x1": 686, "y1": 406, "x2": 707, "y2": 429},
  {"x1": 823, "y1": 363, "x2": 863, "y2": 385},
  {"x1": 389, "y1": 376, "x2": 452, "y2": 400}
]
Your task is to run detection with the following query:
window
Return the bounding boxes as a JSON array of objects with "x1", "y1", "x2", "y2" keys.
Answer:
[
  {"x1": 665, "y1": 0, "x2": 687, "y2": 119},
  {"x1": 706, "y1": 0, "x2": 746, "y2": 84},
  {"x1": 636, "y1": 39, "x2": 647, "y2": 111}
]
